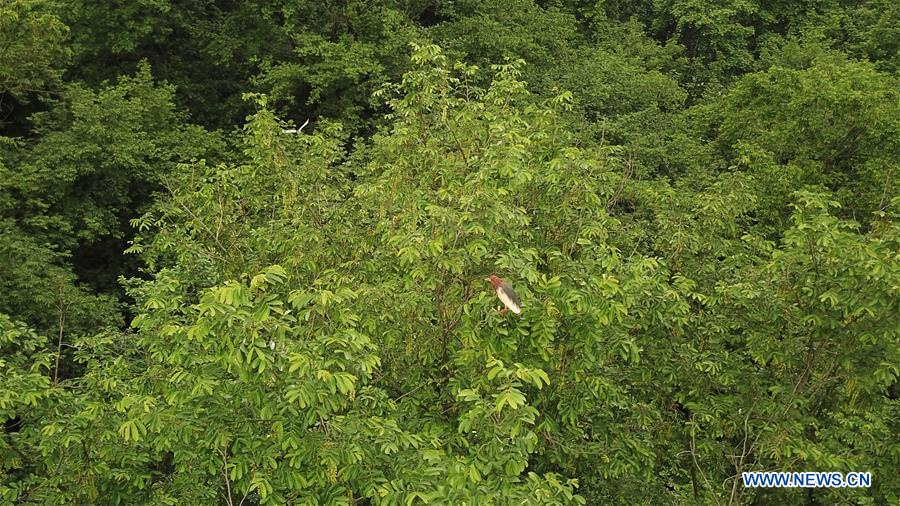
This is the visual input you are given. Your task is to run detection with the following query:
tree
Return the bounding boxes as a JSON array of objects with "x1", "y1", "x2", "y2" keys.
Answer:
[
  {"x1": 1, "y1": 3, "x2": 898, "y2": 504},
  {"x1": 2, "y1": 63, "x2": 223, "y2": 292},
  {"x1": 699, "y1": 52, "x2": 899, "y2": 230},
  {"x1": 0, "y1": 0, "x2": 70, "y2": 132}
]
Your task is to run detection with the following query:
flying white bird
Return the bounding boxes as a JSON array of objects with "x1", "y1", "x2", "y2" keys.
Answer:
[{"x1": 282, "y1": 118, "x2": 310, "y2": 134}]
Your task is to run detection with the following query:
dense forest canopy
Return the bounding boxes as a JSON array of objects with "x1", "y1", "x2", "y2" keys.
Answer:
[{"x1": 1, "y1": 0, "x2": 898, "y2": 504}]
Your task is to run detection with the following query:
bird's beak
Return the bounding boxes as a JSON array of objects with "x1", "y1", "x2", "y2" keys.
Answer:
[{"x1": 484, "y1": 277, "x2": 490, "y2": 282}]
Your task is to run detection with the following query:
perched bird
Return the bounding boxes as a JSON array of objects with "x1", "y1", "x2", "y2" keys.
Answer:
[{"x1": 486, "y1": 274, "x2": 521, "y2": 315}]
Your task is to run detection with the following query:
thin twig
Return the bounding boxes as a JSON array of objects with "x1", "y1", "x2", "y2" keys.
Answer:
[
  {"x1": 690, "y1": 418, "x2": 722, "y2": 506},
  {"x1": 217, "y1": 446, "x2": 234, "y2": 506},
  {"x1": 53, "y1": 285, "x2": 67, "y2": 385}
]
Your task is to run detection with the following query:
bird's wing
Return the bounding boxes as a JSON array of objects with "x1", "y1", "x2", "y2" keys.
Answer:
[{"x1": 497, "y1": 283, "x2": 521, "y2": 314}]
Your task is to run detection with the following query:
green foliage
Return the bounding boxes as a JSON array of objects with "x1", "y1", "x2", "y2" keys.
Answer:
[
  {"x1": 0, "y1": 220, "x2": 121, "y2": 337},
  {"x1": 701, "y1": 53, "x2": 899, "y2": 228},
  {"x1": 255, "y1": 1, "x2": 422, "y2": 135},
  {"x1": 1, "y1": 2, "x2": 898, "y2": 505},
  {"x1": 108, "y1": 51, "x2": 594, "y2": 502},
  {"x1": 428, "y1": 0, "x2": 580, "y2": 88},
  {"x1": 0, "y1": 0, "x2": 70, "y2": 101},
  {"x1": 8, "y1": 63, "x2": 221, "y2": 250},
  {"x1": 808, "y1": 0, "x2": 900, "y2": 73}
]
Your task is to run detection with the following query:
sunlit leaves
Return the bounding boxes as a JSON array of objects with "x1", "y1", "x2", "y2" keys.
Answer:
[{"x1": 5, "y1": 29, "x2": 897, "y2": 504}]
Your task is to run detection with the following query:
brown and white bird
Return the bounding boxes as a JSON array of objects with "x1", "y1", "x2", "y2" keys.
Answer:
[{"x1": 486, "y1": 274, "x2": 521, "y2": 315}]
